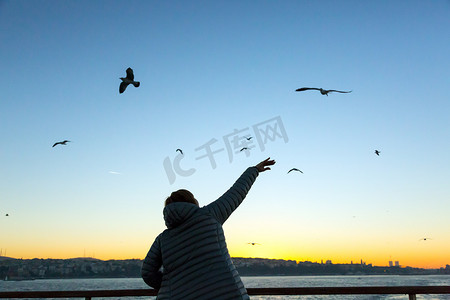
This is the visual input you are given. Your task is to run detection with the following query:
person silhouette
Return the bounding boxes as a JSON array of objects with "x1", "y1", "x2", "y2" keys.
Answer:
[{"x1": 141, "y1": 157, "x2": 275, "y2": 300}]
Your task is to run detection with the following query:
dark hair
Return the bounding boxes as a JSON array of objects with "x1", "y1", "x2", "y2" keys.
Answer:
[{"x1": 165, "y1": 189, "x2": 199, "y2": 207}]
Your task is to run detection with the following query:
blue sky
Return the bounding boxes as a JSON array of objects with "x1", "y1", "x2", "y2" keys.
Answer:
[{"x1": 0, "y1": 0, "x2": 449, "y2": 268}]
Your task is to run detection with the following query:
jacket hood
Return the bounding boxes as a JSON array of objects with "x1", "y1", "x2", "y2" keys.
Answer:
[{"x1": 163, "y1": 202, "x2": 199, "y2": 229}]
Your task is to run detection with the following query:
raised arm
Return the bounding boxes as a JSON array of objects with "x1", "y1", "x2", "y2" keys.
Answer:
[
  {"x1": 205, "y1": 158, "x2": 275, "y2": 224},
  {"x1": 141, "y1": 234, "x2": 163, "y2": 289}
]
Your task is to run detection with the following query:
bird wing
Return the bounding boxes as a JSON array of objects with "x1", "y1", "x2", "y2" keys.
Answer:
[
  {"x1": 296, "y1": 87, "x2": 319, "y2": 92},
  {"x1": 126, "y1": 68, "x2": 134, "y2": 80},
  {"x1": 119, "y1": 82, "x2": 128, "y2": 93},
  {"x1": 52, "y1": 142, "x2": 59, "y2": 147},
  {"x1": 328, "y1": 90, "x2": 352, "y2": 94}
]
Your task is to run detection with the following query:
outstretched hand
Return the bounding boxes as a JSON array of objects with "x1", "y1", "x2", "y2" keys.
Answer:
[{"x1": 255, "y1": 157, "x2": 276, "y2": 172}]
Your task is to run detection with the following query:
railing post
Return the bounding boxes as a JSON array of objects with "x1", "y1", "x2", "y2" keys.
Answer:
[{"x1": 409, "y1": 294, "x2": 416, "y2": 300}]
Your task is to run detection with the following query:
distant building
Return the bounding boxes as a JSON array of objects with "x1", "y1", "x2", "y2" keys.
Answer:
[
  {"x1": 389, "y1": 261, "x2": 393, "y2": 267},
  {"x1": 395, "y1": 261, "x2": 400, "y2": 267},
  {"x1": 325, "y1": 260, "x2": 332, "y2": 265}
]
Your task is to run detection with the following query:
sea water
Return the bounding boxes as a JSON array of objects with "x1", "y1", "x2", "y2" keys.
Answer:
[{"x1": 0, "y1": 275, "x2": 449, "y2": 299}]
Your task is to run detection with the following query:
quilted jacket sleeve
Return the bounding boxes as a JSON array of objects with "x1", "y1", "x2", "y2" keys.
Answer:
[
  {"x1": 205, "y1": 167, "x2": 259, "y2": 225},
  {"x1": 141, "y1": 233, "x2": 163, "y2": 289}
]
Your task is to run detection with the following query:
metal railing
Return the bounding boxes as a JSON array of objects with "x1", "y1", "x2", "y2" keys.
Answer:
[{"x1": 0, "y1": 286, "x2": 449, "y2": 300}]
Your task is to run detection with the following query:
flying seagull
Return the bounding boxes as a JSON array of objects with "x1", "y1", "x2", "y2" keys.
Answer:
[
  {"x1": 52, "y1": 140, "x2": 71, "y2": 147},
  {"x1": 176, "y1": 149, "x2": 183, "y2": 155},
  {"x1": 119, "y1": 67, "x2": 140, "y2": 94},
  {"x1": 288, "y1": 168, "x2": 303, "y2": 174},
  {"x1": 248, "y1": 242, "x2": 261, "y2": 246},
  {"x1": 240, "y1": 147, "x2": 249, "y2": 152},
  {"x1": 375, "y1": 150, "x2": 381, "y2": 156},
  {"x1": 5, "y1": 214, "x2": 9, "y2": 217},
  {"x1": 245, "y1": 136, "x2": 253, "y2": 141},
  {"x1": 419, "y1": 238, "x2": 432, "y2": 241},
  {"x1": 295, "y1": 87, "x2": 352, "y2": 96}
]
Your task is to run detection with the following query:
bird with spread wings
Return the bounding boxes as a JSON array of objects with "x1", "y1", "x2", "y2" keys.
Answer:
[
  {"x1": 52, "y1": 140, "x2": 71, "y2": 147},
  {"x1": 119, "y1": 67, "x2": 140, "y2": 94},
  {"x1": 295, "y1": 87, "x2": 352, "y2": 96}
]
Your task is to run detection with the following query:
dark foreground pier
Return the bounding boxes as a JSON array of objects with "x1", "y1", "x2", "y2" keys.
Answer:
[{"x1": 1, "y1": 286, "x2": 449, "y2": 300}]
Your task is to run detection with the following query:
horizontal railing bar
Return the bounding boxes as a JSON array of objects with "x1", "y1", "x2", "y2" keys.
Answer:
[
  {"x1": 0, "y1": 286, "x2": 449, "y2": 298},
  {"x1": 0, "y1": 289, "x2": 156, "y2": 298},
  {"x1": 247, "y1": 286, "x2": 450, "y2": 295}
]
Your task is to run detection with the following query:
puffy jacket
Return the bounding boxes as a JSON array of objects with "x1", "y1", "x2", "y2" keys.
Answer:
[{"x1": 142, "y1": 167, "x2": 259, "y2": 299}]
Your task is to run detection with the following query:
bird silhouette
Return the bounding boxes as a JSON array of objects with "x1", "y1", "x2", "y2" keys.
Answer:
[
  {"x1": 176, "y1": 149, "x2": 183, "y2": 155},
  {"x1": 375, "y1": 150, "x2": 381, "y2": 156},
  {"x1": 245, "y1": 136, "x2": 253, "y2": 141},
  {"x1": 288, "y1": 168, "x2": 303, "y2": 174},
  {"x1": 419, "y1": 238, "x2": 432, "y2": 241},
  {"x1": 295, "y1": 87, "x2": 352, "y2": 96},
  {"x1": 119, "y1": 67, "x2": 140, "y2": 93},
  {"x1": 5, "y1": 214, "x2": 9, "y2": 217},
  {"x1": 248, "y1": 242, "x2": 261, "y2": 246},
  {"x1": 240, "y1": 147, "x2": 249, "y2": 152},
  {"x1": 52, "y1": 140, "x2": 71, "y2": 147}
]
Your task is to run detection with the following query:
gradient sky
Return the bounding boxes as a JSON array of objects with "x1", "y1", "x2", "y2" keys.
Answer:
[{"x1": 1, "y1": 0, "x2": 449, "y2": 269}]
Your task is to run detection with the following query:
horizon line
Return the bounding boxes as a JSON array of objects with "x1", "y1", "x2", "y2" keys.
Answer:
[{"x1": 0, "y1": 255, "x2": 447, "y2": 270}]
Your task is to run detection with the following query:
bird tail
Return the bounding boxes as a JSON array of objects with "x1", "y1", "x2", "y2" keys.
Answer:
[{"x1": 133, "y1": 81, "x2": 140, "y2": 87}]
